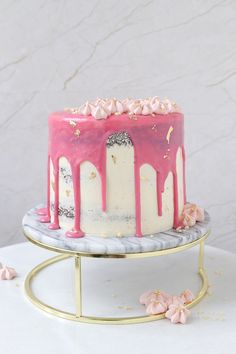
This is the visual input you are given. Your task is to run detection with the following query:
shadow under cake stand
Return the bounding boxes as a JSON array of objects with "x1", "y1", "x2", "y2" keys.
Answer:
[{"x1": 23, "y1": 206, "x2": 211, "y2": 325}]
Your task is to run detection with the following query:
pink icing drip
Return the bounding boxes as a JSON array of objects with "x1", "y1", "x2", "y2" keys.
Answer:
[
  {"x1": 46, "y1": 155, "x2": 51, "y2": 217},
  {"x1": 48, "y1": 162, "x2": 60, "y2": 230},
  {"x1": 182, "y1": 147, "x2": 187, "y2": 204},
  {"x1": 173, "y1": 171, "x2": 179, "y2": 227},
  {"x1": 43, "y1": 112, "x2": 185, "y2": 237},
  {"x1": 38, "y1": 156, "x2": 51, "y2": 222},
  {"x1": 37, "y1": 208, "x2": 47, "y2": 216},
  {"x1": 40, "y1": 215, "x2": 51, "y2": 223}
]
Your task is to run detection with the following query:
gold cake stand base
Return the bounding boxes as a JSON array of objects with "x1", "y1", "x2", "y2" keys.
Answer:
[{"x1": 24, "y1": 231, "x2": 210, "y2": 324}]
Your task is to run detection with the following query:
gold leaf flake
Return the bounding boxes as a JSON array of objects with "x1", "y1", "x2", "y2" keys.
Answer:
[
  {"x1": 172, "y1": 102, "x2": 178, "y2": 108},
  {"x1": 154, "y1": 290, "x2": 161, "y2": 295},
  {"x1": 65, "y1": 108, "x2": 79, "y2": 114},
  {"x1": 207, "y1": 286, "x2": 213, "y2": 296},
  {"x1": 65, "y1": 107, "x2": 75, "y2": 113},
  {"x1": 152, "y1": 124, "x2": 158, "y2": 131},
  {"x1": 140, "y1": 175, "x2": 149, "y2": 181},
  {"x1": 160, "y1": 103, "x2": 165, "y2": 111},
  {"x1": 65, "y1": 189, "x2": 71, "y2": 197},
  {"x1": 128, "y1": 114, "x2": 138, "y2": 120},
  {"x1": 117, "y1": 305, "x2": 133, "y2": 310},
  {"x1": 89, "y1": 172, "x2": 97, "y2": 179},
  {"x1": 74, "y1": 129, "x2": 81, "y2": 137},
  {"x1": 111, "y1": 155, "x2": 117, "y2": 164},
  {"x1": 125, "y1": 306, "x2": 133, "y2": 311},
  {"x1": 69, "y1": 119, "x2": 77, "y2": 127},
  {"x1": 166, "y1": 125, "x2": 174, "y2": 144}
]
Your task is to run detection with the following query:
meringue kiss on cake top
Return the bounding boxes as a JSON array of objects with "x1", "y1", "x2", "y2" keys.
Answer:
[{"x1": 38, "y1": 97, "x2": 204, "y2": 238}]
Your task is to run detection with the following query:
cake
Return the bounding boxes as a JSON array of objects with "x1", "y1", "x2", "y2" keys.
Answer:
[
  {"x1": 38, "y1": 97, "x2": 189, "y2": 238},
  {"x1": 24, "y1": 96, "x2": 209, "y2": 325}
]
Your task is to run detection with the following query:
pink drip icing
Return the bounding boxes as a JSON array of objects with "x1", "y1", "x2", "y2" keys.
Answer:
[
  {"x1": 48, "y1": 163, "x2": 60, "y2": 230},
  {"x1": 182, "y1": 146, "x2": 187, "y2": 204},
  {"x1": 40, "y1": 215, "x2": 51, "y2": 223},
  {"x1": 46, "y1": 155, "x2": 51, "y2": 218},
  {"x1": 38, "y1": 207, "x2": 50, "y2": 223},
  {"x1": 36, "y1": 208, "x2": 47, "y2": 216},
  {"x1": 43, "y1": 112, "x2": 185, "y2": 237},
  {"x1": 173, "y1": 171, "x2": 179, "y2": 228},
  {"x1": 38, "y1": 156, "x2": 51, "y2": 222}
]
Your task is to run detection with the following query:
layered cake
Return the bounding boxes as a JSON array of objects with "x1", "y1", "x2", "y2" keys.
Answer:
[{"x1": 38, "y1": 97, "x2": 191, "y2": 238}]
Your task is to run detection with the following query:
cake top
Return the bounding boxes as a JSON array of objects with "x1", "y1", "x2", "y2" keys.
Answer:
[{"x1": 65, "y1": 97, "x2": 181, "y2": 120}]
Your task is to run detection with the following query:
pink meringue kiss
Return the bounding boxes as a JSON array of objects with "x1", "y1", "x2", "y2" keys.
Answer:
[
  {"x1": 146, "y1": 300, "x2": 167, "y2": 315},
  {"x1": 165, "y1": 297, "x2": 191, "y2": 324},
  {"x1": 140, "y1": 290, "x2": 193, "y2": 324},
  {"x1": 180, "y1": 289, "x2": 195, "y2": 304},
  {"x1": 139, "y1": 290, "x2": 155, "y2": 306},
  {"x1": 0, "y1": 263, "x2": 17, "y2": 280},
  {"x1": 139, "y1": 290, "x2": 172, "y2": 307},
  {"x1": 180, "y1": 203, "x2": 205, "y2": 227}
]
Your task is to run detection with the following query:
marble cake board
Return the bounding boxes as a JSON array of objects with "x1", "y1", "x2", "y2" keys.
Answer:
[{"x1": 22, "y1": 205, "x2": 211, "y2": 255}]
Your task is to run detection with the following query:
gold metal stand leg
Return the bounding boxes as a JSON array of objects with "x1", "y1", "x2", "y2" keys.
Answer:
[
  {"x1": 75, "y1": 256, "x2": 82, "y2": 318},
  {"x1": 199, "y1": 240, "x2": 204, "y2": 271},
  {"x1": 187, "y1": 240, "x2": 208, "y2": 308}
]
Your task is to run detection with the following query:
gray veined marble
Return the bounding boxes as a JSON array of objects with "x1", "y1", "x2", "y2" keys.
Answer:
[{"x1": 22, "y1": 205, "x2": 211, "y2": 255}]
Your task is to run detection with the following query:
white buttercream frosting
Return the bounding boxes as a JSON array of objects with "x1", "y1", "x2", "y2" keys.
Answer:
[{"x1": 65, "y1": 97, "x2": 181, "y2": 120}]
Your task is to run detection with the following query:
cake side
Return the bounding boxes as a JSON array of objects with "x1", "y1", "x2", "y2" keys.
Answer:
[{"x1": 39, "y1": 101, "x2": 186, "y2": 238}]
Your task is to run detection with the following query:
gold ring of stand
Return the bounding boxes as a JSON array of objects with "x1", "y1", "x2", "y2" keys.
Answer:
[{"x1": 24, "y1": 230, "x2": 210, "y2": 324}]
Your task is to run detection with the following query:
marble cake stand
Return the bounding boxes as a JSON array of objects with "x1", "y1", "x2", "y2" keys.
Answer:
[{"x1": 22, "y1": 206, "x2": 211, "y2": 324}]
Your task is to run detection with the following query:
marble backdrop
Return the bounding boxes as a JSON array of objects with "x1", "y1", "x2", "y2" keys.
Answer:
[{"x1": 0, "y1": 0, "x2": 235, "y2": 252}]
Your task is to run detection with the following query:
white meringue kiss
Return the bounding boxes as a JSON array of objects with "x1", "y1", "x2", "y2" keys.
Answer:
[
  {"x1": 78, "y1": 101, "x2": 91, "y2": 115},
  {"x1": 91, "y1": 106, "x2": 108, "y2": 119},
  {"x1": 74, "y1": 97, "x2": 180, "y2": 119}
]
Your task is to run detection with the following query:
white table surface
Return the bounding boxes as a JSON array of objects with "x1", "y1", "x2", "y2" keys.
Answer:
[{"x1": 0, "y1": 242, "x2": 236, "y2": 354}]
